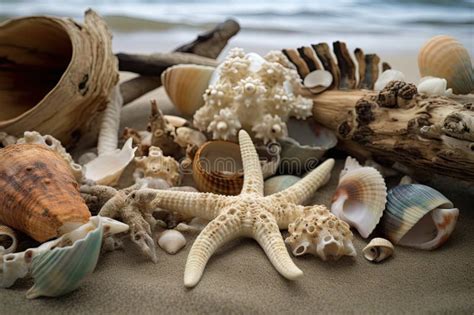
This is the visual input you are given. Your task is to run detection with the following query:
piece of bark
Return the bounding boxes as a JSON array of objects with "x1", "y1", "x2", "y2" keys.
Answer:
[
  {"x1": 362, "y1": 54, "x2": 380, "y2": 90},
  {"x1": 297, "y1": 46, "x2": 322, "y2": 72},
  {"x1": 312, "y1": 81, "x2": 474, "y2": 181},
  {"x1": 312, "y1": 43, "x2": 340, "y2": 89},
  {"x1": 282, "y1": 48, "x2": 310, "y2": 78},
  {"x1": 120, "y1": 76, "x2": 161, "y2": 105},
  {"x1": 333, "y1": 41, "x2": 356, "y2": 89},
  {"x1": 354, "y1": 48, "x2": 366, "y2": 89},
  {"x1": 382, "y1": 62, "x2": 391, "y2": 72},
  {"x1": 117, "y1": 52, "x2": 218, "y2": 76}
]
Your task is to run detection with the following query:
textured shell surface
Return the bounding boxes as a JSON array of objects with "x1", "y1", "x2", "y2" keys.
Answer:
[
  {"x1": 157, "y1": 229, "x2": 186, "y2": 255},
  {"x1": 418, "y1": 35, "x2": 473, "y2": 95},
  {"x1": 134, "y1": 146, "x2": 181, "y2": 187},
  {"x1": 162, "y1": 64, "x2": 216, "y2": 116},
  {"x1": 362, "y1": 237, "x2": 394, "y2": 263},
  {"x1": 374, "y1": 70, "x2": 406, "y2": 91},
  {"x1": 331, "y1": 156, "x2": 387, "y2": 238},
  {"x1": 381, "y1": 184, "x2": 459, "y2": 250},
  {"x1": 84, "y1": 138, "x2": 137, "y2": 186},
  {"x1": 264, "y1": 175, "x2": 301, "y2": 196},
  {"x1": 192, "y1": 140, "x2": 244, "y2": 195},
  {"x1": 25, "y1": 218, "x2": 104, "y2": 299},
  {"x1": 0, "y1": 144, "x2": 90, "y2": 242}
]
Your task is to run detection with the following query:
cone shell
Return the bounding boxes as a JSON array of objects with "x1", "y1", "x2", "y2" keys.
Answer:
[
  {"x1": 381, "y1": 184, "x2": 459, "y2": 250},
  {"x1": 0, "y1": 144, "x2": 91, "y2": 242},
  {"x1": 0, "y1": 11, "x2": 119, "y2": 147},
  {"x1": 162, "y1": 64, "x2": 216, "y2": 116},
  {"x1": 331, "y1": 157, "x2": 387, "y2": 238},
  {"x1": 418, "y1": 35, "x2": 473, "y2": 95},
  {"x1": 192, "y1": 141, "x2": 243, "y2": 195},
  {"x1": 26, "y1": 218, "x2": 103, "y2": 299},
  {"x1": 362, "y1": 238, "x2": 393, "y2": 263}
]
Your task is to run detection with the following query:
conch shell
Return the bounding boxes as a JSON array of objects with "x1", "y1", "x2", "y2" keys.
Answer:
[
  {"x1": 0, "y1": 10, "x2": 119, "y2": 147},
  {"x1": 0, "y1": 144, "x2": 91, "y2": 242}
]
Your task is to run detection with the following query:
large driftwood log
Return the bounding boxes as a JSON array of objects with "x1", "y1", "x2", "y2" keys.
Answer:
[
  {"x1": 312, "y1": 81, "x2": 474, "y2": 181},
  {"x1": 119, "y1": 19, "x2": 240, "y2": 105}
]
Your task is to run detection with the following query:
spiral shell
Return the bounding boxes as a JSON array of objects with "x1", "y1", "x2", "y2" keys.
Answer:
[
  {"x1": 0, "y1": 225, "x2": 17, "y2": 256},
  {"x1": 418, "y1": 35, "x2": 473, "y2": 95},
  {"x1": 192, "y1": 141, "x2": 243, "y2": 195},
  {"x1": 0, "y1": 144, "x2": 91, "y2": 242},
  {"x1": 362, "y1": 238, "x2": 394, "y2": 263}
]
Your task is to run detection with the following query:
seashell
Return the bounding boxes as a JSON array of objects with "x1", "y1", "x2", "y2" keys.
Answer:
[
  {"x1": 0, "y1": 11, "x2": 118, "y2": 147},
  {"x1": 0, "y1": 132, "x2": 17, "y2": 147},
  {"x1": 417, "y1": 76, "x2": 453, "y2": 96},
  {"x1": 174, "y1": 127, "x2": 207, "y2": 148},
  {"x1": 418, "y1": 35, "x2": 473, "y2": 95},
  {"x1": 17, "y1": 131, "x2": 83, "y2": 182},
  {"x1": 279, "y1": 118, "x2": 337, "y2": 175},
  {"x1": 264, "y1": 175, "x2": 301, "y2": 196},
  {"x1": 331, "y1": 156, "x2": 387, "y2": 238},
  {"x1": 134, "y1": 146, "x2": 181, "y2": 187},
  {"x1": 374, "y1": 69, "x2": 406, "y2": 91},
  {"x1": 176, "y1": 217, "x2": 210, "y2": 234},
  {"x1": 164, "y1": 115, "x2": 189, "y2": 128},
  {"x1": 285, "y1": 205, "x2": 356, "y2": 261},
  {"x1": 0, "y1": 225, "x2": 17, "y2": 256},
  {"x1": 362, "y1": 238, "x2": 394, "y2": 263},
  {"x1": 162, "y1": 64, "x2": 216, "y2": 116},
  {"x1": 303, "y1": 70, "x2": 333, "y2": 94},
  {"x1": 192, "y1": 141, "x2": 244, "y2": 195},
  {"x1": 84, "y1": 138, "x2": 137, "y2": 186},
  {"x1": 157, "y1": 229, "x2": 186, "y2": 255},
  {"x1": 381, "y1": 184, "x2": 459, "y2": 250},
  {"x1": 0, "y1": 144, "x2": 91, "y2": 242},
  {"x1": 256, "y1": 142, "x2": 281, "y2": 179}
]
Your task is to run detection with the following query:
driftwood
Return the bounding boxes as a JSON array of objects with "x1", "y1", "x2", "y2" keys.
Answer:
[
  {"x1": 312, "y1": 82, "x2": 474, "y2": 181},
  {"x1": 119, "y1": 19, "x2": 240, "y2": 105}
]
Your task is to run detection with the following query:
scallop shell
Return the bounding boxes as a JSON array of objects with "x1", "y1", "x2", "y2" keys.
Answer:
[
  {"x1": 84, "y1": 138, "x2": 137, "y2": 186},
  {"x1": 162, "y1": 64, "x2": 216, "y2": 116},
  {"x1": 0, "y1": 144, "x2": 91, "y2": 242},
  {"x1": 362, "y1": 238, "x2": 394, "y2": 263},
  {"x1": 192, "y1": 141, "x2": 244, "y2": 195},
  {"x1": 304, "y1": 70, "x2": 333, "y2": 94},
  {"x1": 264, "y1": 175, "x2": 301, "y2": 196},
  {"x1": 0, "y1": 225, "x2": 17, "y2": 256},
  {"x1": 374, "y1": 69, "x2": 406, "y2": 91},
  {"x1": 418, "y1": 35, "x2": 473, "y2": 95},
  {"x1": 157, "y1": 229, "x2": 186, "y2": 255},
  {"x1": 0, "y1": 11, "x2": 118, "y2": 147},
  {"x1": 381, "y1": 184, "x2": 459, "y2": 250},
  {"x1": 330, "y1": 156, "x2": 387, "y2": 238}
]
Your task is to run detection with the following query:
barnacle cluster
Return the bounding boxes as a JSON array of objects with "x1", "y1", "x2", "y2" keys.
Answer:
[{"x1": 193, "y1": 49, "x2": 313, "y2": 143}]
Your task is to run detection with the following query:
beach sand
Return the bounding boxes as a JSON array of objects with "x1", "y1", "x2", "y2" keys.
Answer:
[{"x1": 1, "y1": 41, "x2": 473, "y2": 313}]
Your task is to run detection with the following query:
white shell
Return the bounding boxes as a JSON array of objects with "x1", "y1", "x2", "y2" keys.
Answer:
[
  {"x1": 0, "y1": 225, "x2": 17, "y2": 256},
  {"x1": 84, "y1": 138, "x2": 137, "y2": 186},
  {"x1": 304, "y1": 70, "x2": 333, "y2": 93},
  {"x1": 374, "y1": 70, "x2": 406, "y2": 91},
  {"x1": 331, "y1": 157, "x2": 387, "y2": 238},
  {"x1": 158, "y1": 229, "x2": 186, "y2": 255},
  {"x1": 417, "y1": 76, "x2": 453, "y2": 96},
  {"x1": 362, "y1": 238, "x2": 394, "y2": 263}
]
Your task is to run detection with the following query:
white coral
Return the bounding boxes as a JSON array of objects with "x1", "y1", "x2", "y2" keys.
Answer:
[
  {"x1": 252, "y1": 115, "x2": 288, "y2": 144},
  {"x1": 290, "y1": 96, "x2": 313, "y2": 119},
  {"x1": 234, "y1": 77, "x2": 267, "y2": 108},
  {"x1": 203, "y1": 83, "x2": 232, "y2": 108},
  {"x1": 207, "y1": 108, "x2": 241, "y2": 141}
]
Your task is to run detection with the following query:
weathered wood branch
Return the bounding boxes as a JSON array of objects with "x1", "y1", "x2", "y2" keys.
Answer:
[
  {"x1": 119, "y1": 19, "x2": 240, "y2": 105},
  {"x1": 312, "y1": 81, "x2": 474, "y2": 181}
]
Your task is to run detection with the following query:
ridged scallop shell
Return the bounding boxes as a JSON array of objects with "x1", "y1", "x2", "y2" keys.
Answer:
[
  {"x1": 418, "y1": 35, "x2": 473, "y2": 95},
  {"x1": 0, "y1": 144, "x2": 91, "y2": 242},
  {"x1": 0, "y1": 225, "x2": 17, "y2": 256},
  {"x1": 330, "y1": 157, "x2": 387, "y2": 238},
  {"x1": 381, "y1": 184, "x2": 459, "y2": 250},
  {"x1": 362, "y1": 238, "x2": 394, "y2": 263},
  {"x1": 264, "y1": 175, "x2": 301, "y2": 196},
  {"x1": 157, "y1": 229, "x2": 186, "y2": 255},
  {"x1": 192, "y1": 141, "x2": 243, "y2": 195},
  {"x1": 162, "y1": 64, "x2": 216, "y2": 116}
]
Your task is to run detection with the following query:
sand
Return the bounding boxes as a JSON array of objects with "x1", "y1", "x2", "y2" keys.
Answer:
[{"x1": 1, "y1": 53, "x2": 473, "y2": 313}]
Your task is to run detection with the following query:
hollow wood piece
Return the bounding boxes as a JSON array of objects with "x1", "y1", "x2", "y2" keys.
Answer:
[
  {"x1": 311, "y1": 83, "x2": 474, "y2": 181},
  {"x1": 282, "y1": 48, "x2": 310, "y2": 78},
  {"x1": 354, "y1": 48, "x2": 366, "y2": 89},
  {"x1": 297, "y1": 46, "x2": 322, "y2": 72},
  {"x1": 312, "y1": 43, "x2": 340, "y2": 89},
  {"x1": 333, "y1": 41, "x2": 356, "y2": 89}
]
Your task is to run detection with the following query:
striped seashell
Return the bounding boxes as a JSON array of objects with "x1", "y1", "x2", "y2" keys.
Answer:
[
  {"x1": 192, "y1": 141, "x2": 243, "y2": 195},
  {"x1": 381, "y1": 184, "x2": 459, "y2": 250},
  {"x1": 331, "y1": 157, "x2": 387, "y2": 238},
  {"x1": 418, "y1": 35, "x2": 473, "y2": 95}
]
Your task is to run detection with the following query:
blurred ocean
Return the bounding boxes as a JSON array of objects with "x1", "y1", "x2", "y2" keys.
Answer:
[{"x1": 1, "y1": 0, "x2": 472, "y2": 54}]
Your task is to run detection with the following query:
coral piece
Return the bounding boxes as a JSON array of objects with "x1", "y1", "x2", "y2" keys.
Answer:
[
  {"x1": 134, "y1": 146, "x2": 181, "y2": 187},
  {"x1": 0, "y1": 144, "x2": 90, "y2": 242},
  {"x1": 105, "y1": 130, "x2": 335, "y2": 287},
  {"x1": 0, "y1": 225, "x2": 17, "y2": 256},
  {"x1": 0, "y1": 132, "x2": 16, "y2": 148},
  {"x1": 285, "y1": 205, "x2": 356, "y2": 261},
  {"x1": 362, "y1": 238, "x2": 394, "y2": 263},
  {"x1": 149, "y1": 100, "x2": 181, "y2": 157},
  {"x1": 157, "y1": 229, "x2": 186, "y2": 255},
  {"x1": 193, "y1": 48, "x2": 313, "y2": 143}
]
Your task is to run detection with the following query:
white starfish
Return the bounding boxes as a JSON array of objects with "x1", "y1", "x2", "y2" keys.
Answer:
[{"x1": 120, "y1": 130, "x2": 335, "y2": 287}]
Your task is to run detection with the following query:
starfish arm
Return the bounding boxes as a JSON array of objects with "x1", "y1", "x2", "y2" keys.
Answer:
[
  {"x1": 184, "y1": 209, "x2": 242, "y2": 287},
  {"x1": 238, "y1": 130, "x2": 264, "y2": 196},
  {"x1": 272, "y1": 204, "x2": 305, "y2": 230},
  {"x1": 268, "y1": 158, "x2": 335, "y2": 205},
  {"x1": 253, "y1": 213, "x2": 303, "y2": 280}
]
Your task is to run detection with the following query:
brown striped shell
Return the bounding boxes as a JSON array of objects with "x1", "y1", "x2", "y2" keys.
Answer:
[
  {"x1": 0, "y1": 144, "x2": 91, "y2": 242},
  {"x1": 418, "y1": 35, "x2": 473, "y2": 95},
  {"x1": 192, "y1": 141, "x2": 243, "y2": 195}
]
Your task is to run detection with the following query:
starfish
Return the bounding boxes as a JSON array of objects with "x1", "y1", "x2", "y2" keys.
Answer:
[{"x1": 114, "y1": 130, "x2": 335, "y2": 287}]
